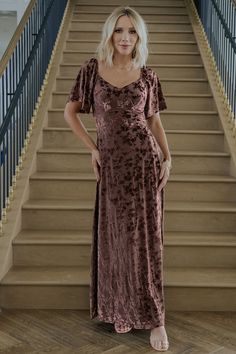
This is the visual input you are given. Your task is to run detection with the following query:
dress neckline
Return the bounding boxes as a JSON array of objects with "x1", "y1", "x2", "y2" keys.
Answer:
[{"x1": 94, "y1": 57, "x2": 143, "y2": 90}]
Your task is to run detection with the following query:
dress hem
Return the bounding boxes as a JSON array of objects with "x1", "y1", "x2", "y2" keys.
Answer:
[{"x1": 90, "y1": 313, "x2": 165, "y2": 330}]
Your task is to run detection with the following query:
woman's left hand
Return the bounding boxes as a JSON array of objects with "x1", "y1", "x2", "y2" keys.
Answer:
[{"x1": 157, "y1": 159, "x2": 172, "y2": 192}]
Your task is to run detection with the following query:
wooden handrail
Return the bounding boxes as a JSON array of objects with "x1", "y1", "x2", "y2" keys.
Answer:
[{"x1": 0, "y1": 0, "x2": 37, "y2": 77}]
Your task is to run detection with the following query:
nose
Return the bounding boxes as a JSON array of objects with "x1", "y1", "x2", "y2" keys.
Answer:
[{"x1": 121, "y1": 31, "x2": 129, "y2": 42}]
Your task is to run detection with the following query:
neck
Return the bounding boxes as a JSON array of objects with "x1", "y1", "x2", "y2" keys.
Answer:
[{"x1": 113, "y1": 54, "x2": 133, "y2": 69}]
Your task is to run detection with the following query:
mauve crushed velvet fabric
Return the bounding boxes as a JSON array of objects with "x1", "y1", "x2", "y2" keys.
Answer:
[{"x1": 66, "y1": 57, "x2": 168, "y2": 329}]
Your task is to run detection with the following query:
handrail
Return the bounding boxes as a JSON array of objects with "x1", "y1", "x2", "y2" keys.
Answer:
[
  {"x1": 0, "y1": 0, "x2": 68, "y2": 234},
  {"x1": 0, "y1": 0, "x2": 37, "y2": 77}
]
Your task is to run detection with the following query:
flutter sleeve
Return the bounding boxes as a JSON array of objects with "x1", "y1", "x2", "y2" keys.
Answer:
[
  {"x1": 144, "y1": 68, "x2": 167, "y2": 119},
  {"x1": 66, "y1": 57, "x2": 97, "y2": 114}
]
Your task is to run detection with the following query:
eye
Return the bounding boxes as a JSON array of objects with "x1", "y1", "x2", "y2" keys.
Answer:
[
  {"x1": 130, "y1": 29, "x2": 137, "y2": 34},
  {"x1": 114, "y1": 28, "x2": 122, "y2": 33}
]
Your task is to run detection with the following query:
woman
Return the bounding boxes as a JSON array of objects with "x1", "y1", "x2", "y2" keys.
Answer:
[{"x1": 64, "y1": 6, "x2": 171, "y2": 352}]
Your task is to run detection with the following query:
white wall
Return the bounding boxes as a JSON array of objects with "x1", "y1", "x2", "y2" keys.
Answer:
[
  {"x1": 0, "y1": 0, "x2": 30, "y2": 24},
  {"x1": 0, "y1": 0, "x2": 30, "y2": 59}
]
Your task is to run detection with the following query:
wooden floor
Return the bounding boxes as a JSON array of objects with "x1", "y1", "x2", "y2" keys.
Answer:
[{"x1": 0, "y1": 310, "x2": 235, "y2": 353}]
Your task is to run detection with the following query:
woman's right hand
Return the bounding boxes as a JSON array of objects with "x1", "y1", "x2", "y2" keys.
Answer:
[{"x1": 91, "y1": 148, "x2": 101, "y2": 182}]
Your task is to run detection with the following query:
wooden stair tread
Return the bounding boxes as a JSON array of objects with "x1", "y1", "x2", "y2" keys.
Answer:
[
  {"x1": 69, "y1": 29, "x2": 193, "y2": 33},
  {"x1": 13, "y1": 229, "x2": 236, "y2": 246},
  {"x1": 61, "y1": 62, "x2": 203, "y2": 67},
  {"x1": 58, "y1": 76, "x2": 208, "y2": 82},
  {"x1": 2, "y1": 266, "x2": 236, "y2": 287},
  {"x1": 71, "y1": 20, "x2": 190, "y2": 24},
  {"x1": 30, "y1": 171, "x2": 236, "y2": 182},
  {"x1": 48, "y1": 108, "x2": 218, "y2": 114},
  {"x1": 55, "y1": 91, "x2": 213, "y2": 98},
  {"x1": 72, "y1": 12, "x2": 188, "y2": 16},
  {"x1": 44, "y1": 126, "x2": 224, "y2": 135},
  {"x1": 66, "y1": 39, "x2": 196, "y2": 44},
  {"x1": 64, "y1": 49, "x2": 199, "y2": 55},
  {"x1": 38, "y1": 147, "x2": 230, "y2": 156},
  {"x1": 22, "y1": 199, "x2": 236, "y2": 211}
]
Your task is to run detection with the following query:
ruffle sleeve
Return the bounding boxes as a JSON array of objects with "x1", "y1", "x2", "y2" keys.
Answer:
[
  {"x1": 66, "y1": 57, "x2": 97, "y2": 114},
  {"x1": 144, "y1": 67, "x2": 167, "y2": 119}
]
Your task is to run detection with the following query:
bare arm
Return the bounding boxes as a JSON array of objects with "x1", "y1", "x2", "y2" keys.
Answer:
[
  {"x1": 64, "y1": 101, "x2": 101, "y2": 181},
  {"x1": 64, "y1": 101, "x2": 97, "y2": 152},
  {"x1": 147, "y1": 113, "x2": 171, "y2": 162}
]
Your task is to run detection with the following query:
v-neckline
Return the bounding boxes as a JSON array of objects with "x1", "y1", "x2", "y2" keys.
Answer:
[{"x1": 95, "y1": 58, "x2": 143, "y2": 90}]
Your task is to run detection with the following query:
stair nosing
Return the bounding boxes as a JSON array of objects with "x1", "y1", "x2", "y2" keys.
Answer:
[
  {"x1": 73, "y1": 11, "x2": 189, "y2": 16},
  {"x1": 57, "y1": 76, "x2": 208, "y2": 82},
  {"x1": 29, "y1": 171, "x2": 236, "y2": 183},
  {"x1": 63, "y1": 49, "x2": 200, "y2": 55},
  {"x1": 2, "y1": 266, "x2": 235, "y2": 288},
  {"x1": 74, "y1": 5, "x2": 187, "y2": 9},
  {"x1": 60, "y1": 63, "x2": 203, "y2": 68},
  {"x1": 66, "y1": 39, "x2": 197, "y2": 44},
  {"x1": 22, "y1": 200, "x2": 236, "y2": 212},
  {"x1": 43, "y1": 127, "x2": 223, "y2": 135},
  {"x1": 48, "y1": 108, "x2": 218, "y2": 114},
  {"x1": 71, "y1": 19, "x2": 191, "y2": 24},
  {"x1": 68, "y1": 29, "x2": 193, "y2": 34},
  {"x1": 54, "y1": 91, "x2": 213, "y2": 98},
  {"x1": 37, "y1": 148, "x2": 230, "y2": 156}
]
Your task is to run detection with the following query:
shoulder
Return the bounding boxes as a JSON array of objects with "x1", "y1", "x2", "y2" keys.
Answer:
[
  {"x1": 142, "y1": 66, "x2": 160, "y2": 85},
  {"x1": 76, "y1": 57, "x2": 98, "y2": 79},
  {"x1": 80, "y1": 57, "x2": 98, "y2": 72},
  {"x1": 143, "y1": 65, "x2": 159, "y2": 79}
]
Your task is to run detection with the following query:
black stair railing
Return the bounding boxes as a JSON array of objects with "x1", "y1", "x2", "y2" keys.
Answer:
[
  {"x1": 194, "y1": 0, "x2": 236, "y2": 124},
  {"x1": 0, "y1": 0, "x2": 68, "y2": 235}
]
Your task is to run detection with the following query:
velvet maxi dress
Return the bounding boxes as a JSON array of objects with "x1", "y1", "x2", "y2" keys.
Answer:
[{"x1": 66, "y1": 57, "x2": 168, "y2": 329}]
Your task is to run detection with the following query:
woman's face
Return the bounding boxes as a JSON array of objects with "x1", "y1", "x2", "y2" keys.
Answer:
[{"x1": 112, "y1": 15, "x2": 138, "y2": 58}]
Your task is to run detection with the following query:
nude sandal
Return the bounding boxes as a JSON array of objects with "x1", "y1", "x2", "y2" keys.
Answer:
[{"x1": 114, "y1": 321, "x2": 132, "y2": 333}]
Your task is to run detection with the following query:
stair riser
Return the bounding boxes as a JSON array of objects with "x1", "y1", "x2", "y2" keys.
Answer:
[
  {"x1": 74, "y1": 5, "x2": 188, "y2": 15},
  {"x1": 68, "y1": 31, "x2": 195, "y2": 41},
  {"x1": 37, "y1": 153, "x2": 230, "y2": 174},
  {"x1": 72, "y1": 13, "x2": 189, "y2": 22},
  {"x1": 29, "y1": 179, "x2": 96, "y2": 201},
  {"x1": 43, "y1": 129, "x2": 224, "y2": 152},
  {"x1": 22, "y1": 208, "x2": 236, "y2": 232},
  {"x1": 1, "y1": 285, "x2": 235, "y2": 310},
  {"x1": 75, "y1": 0, "x2": 186, "y2": 7},
  {"x1": 0, "y1": 286, "x2": 89, "y2": 309},
  {"x1": 70, "y1": 21, "x2": 192, "y2": 32},
  {"x1": 63, "y1": 51, "x2": 202, "y2": 65},
  {"x1": 53, "y1": 94, "x2": 215, "y2": 110},
  {"x1": 29, "y1": 179, "x2": 236, "y2": 202},
  {"x1": 48, "y1": 111, "x2": 220, "y2": 131},
  {"x1": 165, "y1": 246, "x2": 236, "y2": 268},
  {"x1": 58, "y1": 77, "x2": 210, "y2": 94},
  {"x1": 166, "y1": 288, "x2": 236, "y2": 311},
  {"x1": 167, "y1": 211, "x2": 236, "y2": 232},
  {"x1": 60, "y1": 64, "x2": 205, "y2": 78},
  {"x1": 22, "y1": 209, "x2": 93, "y2": 230},
  {"x1": 66, "y1": 40, "x2": 198, "y2": 52},
  {"x1": 13, "y1": 243, "x2": 236, "y2": 267},
  {"x1": 166, "y1": 181, "x2": 236, "y2": 202},
  {"x1": 13, "y1": 244, "x2": 91, "y2": 267}
]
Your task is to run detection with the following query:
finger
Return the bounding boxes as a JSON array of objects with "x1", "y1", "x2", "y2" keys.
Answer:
[
  {"x1": 157, "y1": 182, "x2": 164, "y2": 192},
  {"x1": 159, "y1": 167, "x2": 164, "y2": 180},
  {"x1": 158, "y1": 175, "x2": 168, "y2": 191},
  {"x1": 93, "y1": 165, "x2": 100, "y2": 182}
]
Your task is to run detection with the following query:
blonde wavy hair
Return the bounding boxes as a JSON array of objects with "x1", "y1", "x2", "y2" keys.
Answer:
[{"x1": 96, "y1": 6, "x2": 148, "y2": 69}]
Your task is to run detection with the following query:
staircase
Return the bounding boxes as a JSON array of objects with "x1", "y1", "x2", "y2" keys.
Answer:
[{"x1": 1, "y1": 0, "x2": 236, "y2": 311}]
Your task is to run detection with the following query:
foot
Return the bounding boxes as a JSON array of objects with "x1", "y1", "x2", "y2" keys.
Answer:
[
  {"x1": 114, "y1": 321, "x2": 132, "y2": 333},
  {"x1": 150, "y1": 325, "x2": 169, "y2": 351}
]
